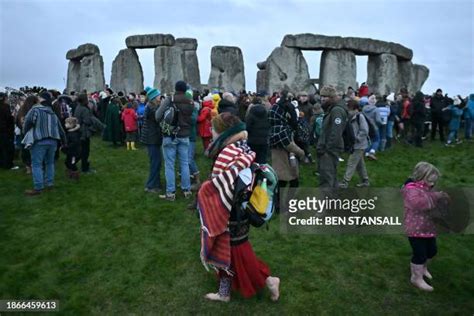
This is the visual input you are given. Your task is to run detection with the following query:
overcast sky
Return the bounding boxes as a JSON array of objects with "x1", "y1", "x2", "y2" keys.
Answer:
[{"x1": 1, "y1": 0, "x2": 473, "y2": 96}]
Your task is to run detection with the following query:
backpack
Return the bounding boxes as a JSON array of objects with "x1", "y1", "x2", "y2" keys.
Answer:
[
  {"x1": 361, "y1": 112, "x2": 377, "y2": 139},
  {"x1": 156, "y1": 96, "x2": 180, "y2": 135},
  {"x1": 233, "y1": 163, "x2": 279, "y2": 228},
  {"x1": 313, "y1": 114, "x2": 324, "y2": 138},
  {"x1": 342, "y1": 117, "x2": 356, "y2": 153}
]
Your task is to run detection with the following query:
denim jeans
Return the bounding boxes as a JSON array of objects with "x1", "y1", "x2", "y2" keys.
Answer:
[
  {"x1": 30, "y1": 142, "x2": 57, "y2": 190},
  {"x1": 162, "y1": 136, "x2": 191, "y2": 193},
  {"x1": 447, "y1": 129, "x2": 458, "y2": 143},
  {"x1": 387, "y1": 120, "x2": 395, "y2": 139},
  {"x1": 465, "y1": 118, "x2": 473, "y2": 139},
  {"x1": 378, "y1": 124, "x2": 387, "y2": 151},
  {"x1": 146, "y1": 144, "x2": 162, "y2": 190},
  {"x1": 366, "y1": 128, "x2": 380, "y2": 154},
  {"x1": 188, "y1": 141, "x2": 199, "y2": 175}
]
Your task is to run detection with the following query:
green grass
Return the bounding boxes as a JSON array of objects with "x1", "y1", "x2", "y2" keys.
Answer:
[{"x1": 1, "y1": 138, "x2": 473, "y2": 314}]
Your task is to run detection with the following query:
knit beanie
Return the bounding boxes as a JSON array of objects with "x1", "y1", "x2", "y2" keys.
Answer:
[
  {"x1": 211, "y1": 112, "x2": 241, "y2": 134},
  {"x1": 320, "y1": 85, "x2": 337, "y2": 98},
  {"x1": 175, "y1": 80, "x2": 187, "y2": 93},
  {"x1": 145, "y1": 86, "x2": 160, "y2": 102}
]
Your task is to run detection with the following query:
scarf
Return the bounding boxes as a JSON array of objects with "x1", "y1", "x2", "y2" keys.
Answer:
[{"x1": 205, "y1": 122, "x2": 246, "y2": 159}]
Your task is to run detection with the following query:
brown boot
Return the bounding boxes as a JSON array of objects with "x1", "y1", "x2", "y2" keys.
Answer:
[
  {"x1": 25, "y1": 189, "x2": 42, "y2": 196},
  {"x1": 190, "y1": 172, "x2": 201, "y2": 191}
]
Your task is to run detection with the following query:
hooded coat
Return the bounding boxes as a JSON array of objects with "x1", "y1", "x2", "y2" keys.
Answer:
[{"x1": 246, "y1": 103, "x2": 270, "y2": 145}]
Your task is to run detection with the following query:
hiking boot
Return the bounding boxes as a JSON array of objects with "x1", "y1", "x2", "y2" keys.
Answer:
[
  {"x1": 183, "y1": 190, "x2": 192, "y2": 199},
  {"x1": 338, "y1": 180, "x2": 349, "y2": 189},
  {"x1": 356, "y1": 180, "x2": 370, "y2": 187},
  {"x1": 159, "y1": 192, "x2": 176, "y2": 201},
  {"x1": 25, "y1": 189, "x2": 42, "y2": 196},
  {"x1": 367, "y1": 153, "x2": 377, "y2": 161}
]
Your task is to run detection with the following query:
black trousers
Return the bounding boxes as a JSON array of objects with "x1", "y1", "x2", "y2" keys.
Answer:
[
  {"x1": 409, "y1": 237, "x2": 437, "y2": 264},
  {"x1": 248, "y1": 143, "x2": 268, "y2": 164},
  {"x1": 412, "y1": 121, "x2": 424, "y2": 147},
  {"x1": 80, "y1": 138, "x2": 90, "y2": 172},
  {"x1": 0, "y1": 133, "x2": 14, "y2": 169},
  {"x1": 431, "y1": 113, "x2": 445, "y2": 141}
]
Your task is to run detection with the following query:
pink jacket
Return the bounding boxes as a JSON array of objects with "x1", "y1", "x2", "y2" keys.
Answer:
[
  {"x1": 401, "y1": 181, "x2": 444, "y2": 238},
  {"x1": 121, "y1": 108, "x2": 138, "y2": 132}
]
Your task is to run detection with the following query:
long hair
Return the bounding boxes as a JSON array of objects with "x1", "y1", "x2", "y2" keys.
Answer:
[{"x1": 411, "y1": 161, "x2": 441, "y2": 184}]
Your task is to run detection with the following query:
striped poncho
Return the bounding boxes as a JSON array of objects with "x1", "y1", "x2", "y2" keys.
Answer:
[{"x1": 198, "y1": 133, "x2": 256, "y2": 273}]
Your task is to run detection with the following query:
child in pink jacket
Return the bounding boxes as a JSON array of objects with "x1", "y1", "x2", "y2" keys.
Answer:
[{"x1": 401, "y1": 162, "x2": 449, "y2": 292}]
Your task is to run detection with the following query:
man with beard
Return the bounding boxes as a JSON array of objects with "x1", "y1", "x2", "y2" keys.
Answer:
[{"x1": 316, "y1": 86, "x2": 348, "y2": 188}]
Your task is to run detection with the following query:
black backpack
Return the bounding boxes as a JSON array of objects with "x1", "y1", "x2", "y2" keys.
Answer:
[{"x1": 156, "y1": 96, "x2": 180, "y2": 136}]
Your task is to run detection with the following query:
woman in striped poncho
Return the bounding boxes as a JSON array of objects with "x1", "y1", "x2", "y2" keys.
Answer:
[{"x1": 197, "y1": 112, "x2": 280, "y2": 303}]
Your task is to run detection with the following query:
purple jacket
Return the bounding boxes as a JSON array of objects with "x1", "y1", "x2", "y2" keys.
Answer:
[{"x1": 401, "y1": 181, "x2": 444, "y2": 238}]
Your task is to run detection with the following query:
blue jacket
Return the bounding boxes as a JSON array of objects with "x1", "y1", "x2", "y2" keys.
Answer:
[
  {"x1": 464, "y1": 94, "x2": 474, "y2": 119},
  {"x1": 447, "y1": 105, "x2": 464, "y2": 131}
]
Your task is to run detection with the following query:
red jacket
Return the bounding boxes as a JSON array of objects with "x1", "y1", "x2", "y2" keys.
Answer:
[
  {"x1": 121, "y1": 108, "x2": 138, "y2": 132},
  {"x1": 359, "y1": 85, "x2": 369, "y2": 97},
  {"x1": 197, "y1": 100, "x2": 214, "y2": 138}
]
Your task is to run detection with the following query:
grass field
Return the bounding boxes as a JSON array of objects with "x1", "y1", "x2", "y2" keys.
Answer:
[{"x1": 1, "y1": 137, "x2": 473, "y2": 314}]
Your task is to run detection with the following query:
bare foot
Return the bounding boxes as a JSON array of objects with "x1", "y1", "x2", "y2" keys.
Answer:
[
  {"x1": 266, "y1": 276, "x2": 280, "y2": 301},
  {"x1": 204, "y1": 293, "x2": 230, "y2": 303}
]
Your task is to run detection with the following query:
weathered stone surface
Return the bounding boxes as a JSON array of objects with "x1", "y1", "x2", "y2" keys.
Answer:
[
  {"x1": 410, "y1": 64, "x2": 429, "y2": 93},
  {"x1": 320, "y1": 50, "x2": 357, "y2": 93},
  {"x1": 397, "y1": 61, "x2": 429, "y2": 94},
  {"x1": 256, "y1": 70, "x2": 267, "y2": 94},
  {"x1": 66, "y1": 43, "x2": 100, "y2": 60},
  {"x1": 265, "y1": 46, "x2": 314, "y2": 94},
  {"x1": 110, "y1": 48, "x2": 144, "y2": 94},
  {"x1": 397, "y1": 60, "x2": 413, "y2": 91},
  {"x1": 79, "y1": 54, "x2": 105, "y2": 93},
  {"x1": 175, "y1": 38, "x2": 198, "y2": 51},
  {"x1": 282, "y1": 33, "x2": 413, "y2": 61},
  {"x1": 257, "y1": 61, "x2": 267, "y2": 70},
  {"x1": 208, "y1": 46, "x2": 245, "y2": 92},
  {"x1": 367, "y1": 53, "x2": 399, "y2": 95},
  {"x1": 154, "y1": 46, "x2": 185, "y2": 94},
  {"x1": 126, "y1": 34, "x2": 175, "y2": 49},
  {"x1": 182, "y1": 50, "x2": 201, "y2": 90},
  {"x1": 66, "y1": 60, "x2": 81, "y2": 93}
]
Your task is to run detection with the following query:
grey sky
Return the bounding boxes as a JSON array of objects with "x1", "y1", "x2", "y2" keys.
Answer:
[{"x1": 1, "y1": 0, "x2": 473, "y2": 96}]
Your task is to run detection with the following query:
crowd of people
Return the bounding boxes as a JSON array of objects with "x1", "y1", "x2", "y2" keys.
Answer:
[{"x1": 0, "y1": 80, "x2": 472, "y2": 300}]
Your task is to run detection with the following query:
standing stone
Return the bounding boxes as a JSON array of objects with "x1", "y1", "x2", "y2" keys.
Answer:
[
  {"x1": 410, "y1": 64, "x2": 429, "y2": 94},
  {"x1": 265, "y1": 46, "x2": 314, "y2": 95},
  {"x1": 154, "y1": 46, "x2": 185, "y2": 94},
  {"x1": 320, "y1": 50, "x2": 357, "y2": 93},
  {"x1": 110, "y1": 48, "x2": 144, "y2": 94},
  {"x1": 66, "y1": 60, "x2": 81, "y2": 93},
  {"x1": 175, "y1": 38, "x2": 198, "y2": 51},
  {"x1": 397, "y1": 60, "x2": 413, "y2": 92},
  {"x1": 79, "y1": 54, "x2": 105, "y2": 93},
  {"x1": 208, "y1": 46, "x2": 245, "y2": 92},
  {"x1": 367, "y1": 53, "x2": 399, "y2": 95},
  {"x1": 256, "y1": 70, "x2": 268, "y2": 94},
  {"x1": 397, "y1": 61, "x2": 430, "y2": 95},
  {"x1": 182, "y1": 50, "x2": 201, "y2": 90}
]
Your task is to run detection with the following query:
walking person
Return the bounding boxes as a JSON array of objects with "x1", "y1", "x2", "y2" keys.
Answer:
[
  {"x1": 23, "y1": 94, "x2": 66, "y2": 195},
  {"x1": 339, "y1": 100, "x2": 370, "y2": 188}
]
